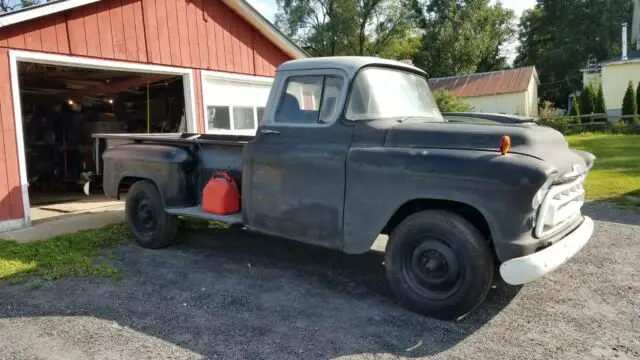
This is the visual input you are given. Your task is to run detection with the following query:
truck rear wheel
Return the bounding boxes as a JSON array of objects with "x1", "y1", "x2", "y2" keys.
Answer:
[
  {"x1": 385, "y1": 210, "x2": 494, "y2": 320},
  {"x1": 125, "y1": 180, "x2": 177, "y2": 249}
]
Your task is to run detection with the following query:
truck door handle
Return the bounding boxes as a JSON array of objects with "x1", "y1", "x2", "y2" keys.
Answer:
[{"x1": 260, "y1": 129, "x2": 280, "y2": 135}]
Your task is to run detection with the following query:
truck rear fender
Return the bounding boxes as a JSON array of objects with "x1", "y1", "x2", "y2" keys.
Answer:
[
  {"x1": 116, "y1": 174, "x2": 166, "y2": 203},
  {"x1": 101, "y1": 144, "x2": 196, "y2": 207}
]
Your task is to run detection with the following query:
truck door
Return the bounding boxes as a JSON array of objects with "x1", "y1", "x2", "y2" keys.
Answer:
[{"x1": 244, "y1": 69, "x2": 351, "y2": 249}]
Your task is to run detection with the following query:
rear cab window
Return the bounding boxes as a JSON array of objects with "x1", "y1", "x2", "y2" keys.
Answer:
[{"x1": 274, "y1": 75, "x2": 344, "y2": 125}]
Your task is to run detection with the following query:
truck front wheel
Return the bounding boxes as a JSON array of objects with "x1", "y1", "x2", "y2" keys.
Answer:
[
  {"x1": 385, "y1": 210, "x2": 494, "y2": 320},
  {"x1": 125, "y1": 180, "x2": 177, "y2": 249}
]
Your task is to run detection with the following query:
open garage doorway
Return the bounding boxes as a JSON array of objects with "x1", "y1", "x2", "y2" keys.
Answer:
[{"x1": 9, "y1": 51, "x2": 196, "y2": 225}]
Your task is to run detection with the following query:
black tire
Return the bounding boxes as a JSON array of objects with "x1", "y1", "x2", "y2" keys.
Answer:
[
  {"x1": 385, "y1": 210, "x2": 494, "y2": 320},
  {"x1": 125, "y1": 180, "x2": 177, "y2": 249}
]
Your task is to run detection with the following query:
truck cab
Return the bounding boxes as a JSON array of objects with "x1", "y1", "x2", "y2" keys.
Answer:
[{"x1": 98, "y1": 57, "x2": 595, "y2": 320}]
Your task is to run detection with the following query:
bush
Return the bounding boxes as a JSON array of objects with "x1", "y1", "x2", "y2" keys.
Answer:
[
  {"x1": 636, "y1": 82, "x2": 640, "y2": 116},
  {"x1": 579, "y1": 83, "x2": 595, "y2": 117},
  {"x1": 538, "y1": 117, "x2": 575, "y2": 134},
  {"x1": 433, "y1": 89, "x2": 474, "y2": 112},
  {"x1": 538, "y1": 100, "x2": 561, "y2": 118},
  {"x1": 595, "y1": 83, "x2": 606, "y2": 114},
  {"x1": 622, "y1": 81, "x2": 637, "y2": 123},
  {"x1": 569, "y1": 95, "x2": 580, "y2": 116}
]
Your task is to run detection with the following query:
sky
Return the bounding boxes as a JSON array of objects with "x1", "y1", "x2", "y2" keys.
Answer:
[{"x1": 246, "y1": 0, "x2": 537, "y2": 62}]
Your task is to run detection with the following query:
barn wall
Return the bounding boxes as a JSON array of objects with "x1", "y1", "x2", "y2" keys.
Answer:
[
  {"x1": 0, "y1": 0, "x2": 289, "y2": 75},
  {"x1": 0, "y1": 0, "x2": 292, "y2": 223},
  {"x1": 0, "y1": 48, "x2": 23, "y2": 223}
]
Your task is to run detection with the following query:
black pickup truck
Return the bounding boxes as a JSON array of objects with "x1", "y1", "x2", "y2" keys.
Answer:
[{"x1": 95, "y1": 57, "x2": 595, "y2": 320}]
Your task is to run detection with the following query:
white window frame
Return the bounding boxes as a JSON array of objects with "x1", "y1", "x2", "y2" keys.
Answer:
[
  {"x1": 8, "y1": 49, "x2": 198, "y2": 227},
  {"x1": 201, "y1": 70, "x2": 273, "y2": 136}
]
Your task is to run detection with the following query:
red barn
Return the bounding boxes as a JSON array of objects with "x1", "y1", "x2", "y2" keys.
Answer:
[{"x1": 0, "y1": 0, "x2": 305, "y2": 232}]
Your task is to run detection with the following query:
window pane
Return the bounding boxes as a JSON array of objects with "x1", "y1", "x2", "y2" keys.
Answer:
[
  {"x1": 257, "y1": 107, "x2": 265, "y2": 124},
  {"x1": 208, "y1": 106, "x2": 230, "y2": 130},
  {"x1": 346, "y1": 68, "x2": 443, "y2": 122},
  {"x1": 319, "y1": 77, "x2": 343, "y2": 123},
  {"x1": 275, "y1": 76, "x2": 323, "y2": 124},
  {"x1": 233, "y1": 106, "x2": 255, "y2": 130}
]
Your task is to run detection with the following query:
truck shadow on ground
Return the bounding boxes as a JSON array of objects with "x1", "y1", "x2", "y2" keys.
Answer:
[
  {"x1": 582, "y1": 200, "x2": 640, "y2": 226},
  {"x1": 0, "y1": 226, "x2": 522, "y2": 359}
]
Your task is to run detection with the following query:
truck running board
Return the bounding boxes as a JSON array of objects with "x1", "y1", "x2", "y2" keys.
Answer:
[{"x1": 165, "y1": 206, "x2": 243, "y2": 225}]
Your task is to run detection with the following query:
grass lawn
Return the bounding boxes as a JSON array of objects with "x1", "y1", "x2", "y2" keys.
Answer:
[
  {"x1": 0, "y1": 224, "x2": 129, "y2": 286},
  {"x1": 567, "y1": 133, "x2": 640, "y2": 207}
]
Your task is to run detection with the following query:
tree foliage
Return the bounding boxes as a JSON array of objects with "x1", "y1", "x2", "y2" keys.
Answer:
[
  {"x1": 433, "y1": 89, "x2": 473, "y2": 112},
  {"x1": 411, "y1": 0, "x2": 516, "y2": 77},
  {"x1": 0, "y1": 0, "x2": 40, "y2": 13},
  {"x1": 579, "y1": 83, "x2": 596, "y2": 116},
  {"x1": 515, "y1": 0, "x2": 634, "y2": 107},
  {"x1": 274, "y1": 0, "x2": 421, "y2": 58},
  {"x1": 622, "y1": 81, "x2": 637, "y2": 118},
  {"x1": 595, "y1": 83, "x2": 606, "y2": 114},
  {"x1": 569, "y1": 95, "x2": 580, "y2": 116},
  {"x1": 274, "y1": 0, "x2": 516, "y2": 77},
  {"x1": 636, "y1": 82, "x2": 640, "y2": 116}
]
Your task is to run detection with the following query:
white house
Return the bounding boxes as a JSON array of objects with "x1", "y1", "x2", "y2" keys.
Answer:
[
  {"x1": 428, "y1": 66, "x2": 540, "y2": 117},
  {"x1": 581, "y1": 4, "x2": 640, "y2": 117}
]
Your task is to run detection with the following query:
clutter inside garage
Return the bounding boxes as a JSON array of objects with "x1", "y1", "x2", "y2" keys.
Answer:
[{"x1": 17, "y1": 62, "x2": 186, "y2": 213}]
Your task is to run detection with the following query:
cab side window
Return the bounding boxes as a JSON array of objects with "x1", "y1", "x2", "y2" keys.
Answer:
[{"x1": 275, "y1": 75, "x2": 343, "y2": 125}]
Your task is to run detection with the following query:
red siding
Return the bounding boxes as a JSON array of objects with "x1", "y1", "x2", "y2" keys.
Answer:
[
  {"x1": 0, "y1": 48, "x2": 23, "y2": 221},
  {"x1": 193, "y1": 69, "x2": 205, "y2": 133},
  {"x1": 0, "y1": 0, "x2": 293, "y2": 223}
]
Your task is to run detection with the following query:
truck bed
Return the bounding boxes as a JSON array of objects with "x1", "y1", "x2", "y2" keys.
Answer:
[{"x1": 92, "y1": 132, "x2": 253, "y2": 147}]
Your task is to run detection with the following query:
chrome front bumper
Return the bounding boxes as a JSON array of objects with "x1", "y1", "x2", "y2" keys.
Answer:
[{"x1": 499, "y1": 216, "x2": 594, "y2": 285}]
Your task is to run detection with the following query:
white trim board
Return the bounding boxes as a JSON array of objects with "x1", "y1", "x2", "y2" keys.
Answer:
[
  {"x1": 9, "y1": 49, "x2": 198, "y2": 227},
  {"x1": 0, "y1": 219, "x2": 26, "y2": 234},
  {"x1": 0, "y1": 0, "x2": 99, "y2": 27},
  {"x1": 202, "y1": 70, "x2": 274, "y2": 85},
  {"x1": 221, "y1": 0, "x2": 307, "y2": 59}
]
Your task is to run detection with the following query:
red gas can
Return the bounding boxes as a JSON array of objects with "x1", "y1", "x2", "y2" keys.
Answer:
[{"x1": 202, "y1": 171, "x2": 240, "y2": 215}]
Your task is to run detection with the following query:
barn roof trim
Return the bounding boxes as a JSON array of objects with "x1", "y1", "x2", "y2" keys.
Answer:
[
  {"x1": 428, "y1": 66, "x2": 539, "y2": 98},
  {"x1": 0, "y1": 0, "x2": 308, "y2": 59}
]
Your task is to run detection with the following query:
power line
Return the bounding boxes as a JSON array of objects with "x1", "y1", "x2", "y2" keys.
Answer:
[{"x1": 538, "y1": 73, "x2": 583, "y2": 87}]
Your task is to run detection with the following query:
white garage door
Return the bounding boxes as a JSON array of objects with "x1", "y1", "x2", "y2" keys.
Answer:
[{"x1": 201, "y1": 71, "x2": 273, "y2": 136}]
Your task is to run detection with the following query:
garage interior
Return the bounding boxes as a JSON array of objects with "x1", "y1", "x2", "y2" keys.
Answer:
[{"x1": 17, "y1": 62, "x2": 187, "y2": 222}]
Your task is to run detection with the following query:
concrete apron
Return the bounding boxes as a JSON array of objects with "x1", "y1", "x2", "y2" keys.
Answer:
[{"x1": 0, "y1": 204, "x2": 124, "y2": 244}]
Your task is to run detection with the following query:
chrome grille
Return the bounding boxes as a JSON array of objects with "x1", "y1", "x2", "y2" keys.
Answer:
[{"x1": 534, "y1": 175, "x2": 585, "y2": 238}]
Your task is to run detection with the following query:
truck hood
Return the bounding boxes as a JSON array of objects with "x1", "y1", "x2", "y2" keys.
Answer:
[{"x1": 384, "y1": 121, "x2": 595, "y2": 176}]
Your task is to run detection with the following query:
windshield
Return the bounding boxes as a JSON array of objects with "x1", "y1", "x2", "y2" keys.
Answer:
[{"x1": 346, "y1": 67, "x2": 443, "y2": 122}]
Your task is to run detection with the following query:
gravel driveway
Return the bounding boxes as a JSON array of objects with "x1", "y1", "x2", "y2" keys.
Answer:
[{"x1": 0, "y1": 201, "x2": 639, "y2": 360}]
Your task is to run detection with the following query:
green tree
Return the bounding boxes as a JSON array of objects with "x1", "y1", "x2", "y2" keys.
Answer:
[
  {"x1": 433, "y1": 89, "x2": 473, "y2": 112},
  {"x1": 636, "y1": 82, "x2": 640, "y2": 117},
  {"x1": 595, "y1": 83, "x2": 606, "y2": 114},
  {"x1": 622, "y1": 81, "x2": 637, "y2": 123},
  {"x1": 412, "y1": 0, "x2": 516, "y2": 77},
  {"x1": 274, "y1": 0, "x2": 420, "y2": 58},
  {"x1": 579, "y1": 83, "x2": 596, "y2": 121},
  {"x1": 569, "y1": 95, "x2": 580, "y2": 117},
  {"x1": 515, "y1": 0, "x2": 634, "y2": 107}
]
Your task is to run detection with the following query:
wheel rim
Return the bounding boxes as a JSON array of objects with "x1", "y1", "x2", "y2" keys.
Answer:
[
  {"x1": 402, "y1": 237, "x2": 463, "y2": 300},
  {"x1": 132, "y1": 197, "x2": 157, "y2": 237}
]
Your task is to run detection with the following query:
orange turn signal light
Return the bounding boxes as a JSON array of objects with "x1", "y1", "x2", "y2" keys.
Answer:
[{"x1": 499, "y1": 135, "x2": 511, "y2": 155}]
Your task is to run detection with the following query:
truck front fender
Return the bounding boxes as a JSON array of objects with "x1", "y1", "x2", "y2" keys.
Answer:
[{"x1": 342, "y1": 147, "x2": 550, "y2": 255}]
